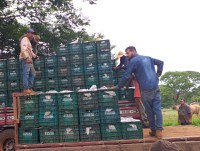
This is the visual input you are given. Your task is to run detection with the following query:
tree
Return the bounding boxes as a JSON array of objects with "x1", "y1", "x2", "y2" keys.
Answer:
[
  {"x1": 0, "y1": 0, "x2": 101, "y2": 57},
  {"x1": 160, "y1": 71, "x2": 200, "y2": 106}
]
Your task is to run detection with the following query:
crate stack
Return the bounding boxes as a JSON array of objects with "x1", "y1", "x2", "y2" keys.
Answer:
[
  {"x1": 112, "y1": 69, "x2": 125, "y2": 86},
  {"x1": 97, "y1": 40, "x2": 114, "y2": 87},
  {"x1": 68, "y1": 43, "x2": 85, "y2": 90},
  {"x1": 83, "y1": 42, "x2": 99, "y2": 89},
  {"x1": 58, "y1": 92, "x2": 79, "y2": 142},
  {"x1": 99, "y1": 89, "x2": 122, "y2": 140},
  {"x1": 18, "y1": 95, "x2": 39, "y2": 144},
  {"x1": 0, "y1": 59, "x2": 8, "y2": 107},
  {"x1": 7, "y1": 59, "x2": 21, "y2": 106},
  {"x1": 78, "y1": 90, "x2": 101, "y2": 141},
  {"x1": 34, "y1": 57, "x2": 46, "y2": 92}
]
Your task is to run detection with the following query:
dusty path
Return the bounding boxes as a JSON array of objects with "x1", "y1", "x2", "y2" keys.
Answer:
[{"x1": 144, "y1": 125, "x2": 200, "y2": 138}]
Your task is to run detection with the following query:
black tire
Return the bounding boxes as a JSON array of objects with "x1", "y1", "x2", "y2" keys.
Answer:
[{"x1": 0, "y1": 129, "x2": 15, "y2": 151}]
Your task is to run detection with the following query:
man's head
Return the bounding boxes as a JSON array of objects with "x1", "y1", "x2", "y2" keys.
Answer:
[
  {"x1": 26, "y1": 29, "x2": 36, "y2": 40},
  {"x1": 125, "y1": 46, "x2": 137, "y2": 59},
  {"x1": 180, "y1": 99, "x2": 186, "y2": 106}
]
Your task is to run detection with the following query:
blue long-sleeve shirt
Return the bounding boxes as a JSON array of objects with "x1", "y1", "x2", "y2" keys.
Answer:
[{"x1": 118, "y1": 54, "x2": 164, "y2": 91}]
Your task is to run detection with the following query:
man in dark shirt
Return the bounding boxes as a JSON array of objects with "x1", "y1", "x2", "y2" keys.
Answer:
[
  {"x1": 112, "y1": 51, "x2": 128, "y2": 70},
  {"x1": 178, "y1": 99, "x2": 192, "y2": 125},
  {"x1": 116, "y1": 46, "x2": 164, "y2": 139}
]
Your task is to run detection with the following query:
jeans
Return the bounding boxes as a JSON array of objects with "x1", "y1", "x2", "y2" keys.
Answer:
[
  {"x1": 22, "y1": 60, "x2": 36, "y2": 89},
  {"x1": 141, "y1": 87, "x2": 163, "y2": 130}
]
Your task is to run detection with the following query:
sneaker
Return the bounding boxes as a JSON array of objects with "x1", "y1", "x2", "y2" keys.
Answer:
[{"x1": 23, "y1": 89, "x2": 32, "y2": 94}]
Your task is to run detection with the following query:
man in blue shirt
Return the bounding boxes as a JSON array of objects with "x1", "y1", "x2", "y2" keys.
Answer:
[{"x1": 117, "y1": 46, "x2": 164, "y2": 139}]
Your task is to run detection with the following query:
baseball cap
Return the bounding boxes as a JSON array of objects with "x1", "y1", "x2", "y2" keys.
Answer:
[{"x1": 27, "y1": 28, "x2": 36, "y2": 34}]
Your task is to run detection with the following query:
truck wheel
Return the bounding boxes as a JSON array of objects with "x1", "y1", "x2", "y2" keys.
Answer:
[{"x1": 0, "y1": 129, "x2": 15, "y2": 151}]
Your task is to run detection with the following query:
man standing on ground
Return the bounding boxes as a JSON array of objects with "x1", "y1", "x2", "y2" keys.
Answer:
[
  {"x1": 178, "y1": 99, "x2": 192, "y2": 125},
  {"x1": 116, "y1": 46, "x2": 164, "y2": 139},
  {"x1": 19, "y1": 29, "x2": 38, "y2": 94}
]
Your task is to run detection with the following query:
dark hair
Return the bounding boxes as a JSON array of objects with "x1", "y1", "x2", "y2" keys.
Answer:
[
  {"x1": 125, "y1": 46, "x2": 137, "y2": 52},
  {"x1": 181, "y1": 99, "x2": 186, "y2": 102}
]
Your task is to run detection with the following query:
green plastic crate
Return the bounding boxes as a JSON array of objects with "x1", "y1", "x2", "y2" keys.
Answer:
[
  {"x1": 7, "y1": 59, "x2": 19, "y2": 69},
  {"x1": 7, "y1": 79, "x2": 20, "y2": 90},
  {"x1": 118, "y1": 88, "x2": 134, "y2": 100},
  {"x1": 70, "y1": 62, "x2": 84, "y2": 75},
  {"x1": 20, "y1": 111, "x2": 38, "y2": 126},
  {"x1": 97, "y1": 51, "x2": 111, "y2": 61},
  {"x1": 69, "y1": 54, "x2": 83, "y2": 63},
  {"x1": 58, "y1": 76, "x2": 71, "y2": 88},
  {"x1": 98, "y1": 62, "x2": 112, "y2": 72},
  {"x1": 121, "y1": 121, "x2": 143, "y2": 139},
  {"x1": 34, "y1": 77, "x2": 45, "y2": 88},
  {"x1": 84, "y1": 62, "x2": 97, "y2": 74},
  {"x1": 71, "y1": 75, "x2": 85, "y2": 86},
  {"x1": 45, "y1": 66, "x2": 57, "y2": 77},
  {"x1": 45, "y1": 56, "x2": 57, "y2": 67},
  {"x1": 79, "y1": 109, "x2": 100, "y2": 125},
  {"x1": 0, "y1": 81, "x2": 7, "y2": 90},
  {"x1": 59, "y1": 109, "x2": 78, "y2": 126},
  {"x1": 57, "y1": 66, "x2": 71, "y2": 76},
  {"x1": 98, "y1": 89, "x2": 118, "y2": 106},
  {"x1": 35, "y1": 67, "x2": 45, "y2": 77},
  {"x1": 96, "y1": 40, "x2": 110, "y2": 50},
  {"x1": 80, "y1": 124, "x2": 101, "y2": 142},
  {"x1": 18, "y1": 127, "x2": 38, "y2": 144},
  {"x1": 59, "y1": 125, "x2": 79, "y2": 142},
  {"x1": 57, "y1": 56, "x2": 69, "y2": 66},
  {"x1": 84, "y1": 74, "x2": 99, "y2": 87},
  {"x1": 20, "y1": 95, "x2": 39, "y2": 112},
  {"x1": 67, "y1": 43, "x2": 82, "y2": 54},
  {"x1": 40, "y1": 126, "x2": 59, "y2": 143},
  {"x1": 101, "y1": 123, "x2": 122, "y2": 140},
  {"x1": 99, "y1": 72, "x2": 114, "y2": 87},
  {"x1": 7, "y1": 69, "x2": 19, "y2": 79},
  {"x1": 58, "y1": 92, "x2": 77, "y2": 110},
  {"x1": 39, "y1": 110, "x2": 58, "y2": 126},
  {"x1": 83, "y1": 54, "x2": 97, "y2": 63},
  {"x1": 45, "y1": 77, "x2": 59, "y2": 87},
  {"x1": 0, "y1": 59, "x2": 7, "y2": 69},
  {"x1": 0, "y1": 70, "x2": 7, "y2": 78},
  {"x1": 78, "y1": 91, "x2": 98, "y2": 109},
  {"x1": 57, "y1": 46, "x2": 68, "y2": 55},
  {"x1": 39, "y1": 93, "x2": 57, "y2": 109},
  {"x1": 34, "y1": 57, "x2": 45, "y2": 68},
  {"x1": 82, "y1": 42, "x2": 96, "y2": 54},
  {"x1": 100, "y1": 105, "x2": 120, "y2": 123}
]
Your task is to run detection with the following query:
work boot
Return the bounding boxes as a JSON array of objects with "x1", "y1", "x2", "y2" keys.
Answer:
[
  {"x1": 149, "y1": 130, "x2": 156, "y2": 137},
  {"x1": 23, "y1": 89, "x2": 32, "y2": 94},
  {"x1": 156, "y1": 130, "x2": 163, "y2": 139}
]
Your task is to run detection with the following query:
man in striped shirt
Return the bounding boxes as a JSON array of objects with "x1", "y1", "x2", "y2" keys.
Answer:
[{"x1": 20, "y1": 29, "x2": 38, "y2": 94}]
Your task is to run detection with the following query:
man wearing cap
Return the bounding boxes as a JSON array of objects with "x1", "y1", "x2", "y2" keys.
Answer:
[
  {"x1": 116, "y1": 46, "x2": 164, "y2": 139},
  {"x1": 112, "y1": 51, "x2": 128, "y2": 70},
  {"x1": 19, "y1": 29, "x2": 38, "y2": 94}
]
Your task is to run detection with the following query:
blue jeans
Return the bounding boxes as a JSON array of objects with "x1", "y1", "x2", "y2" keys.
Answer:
[
  {"x1": 22, "y1": 60, "x2": 36, "y2": 89},
  {"x1": 141, "y1": 87, "x2": 163, "y2": 130}
]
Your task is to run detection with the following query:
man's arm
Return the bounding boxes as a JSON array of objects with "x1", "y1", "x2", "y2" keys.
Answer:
[
  {"x1": 117, "y1": 60, "x2": 135, "y2": 89},
  {"x1": 152, "y1": 58, "x2": 164, "y2": 77},
  {"x1": 20, "y1": 37, "x2": 29, "y2": 59}
]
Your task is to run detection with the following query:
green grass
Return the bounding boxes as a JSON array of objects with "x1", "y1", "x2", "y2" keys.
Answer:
[{"x1": 162, "y1": 109, "x2": 200, "y2": 126}]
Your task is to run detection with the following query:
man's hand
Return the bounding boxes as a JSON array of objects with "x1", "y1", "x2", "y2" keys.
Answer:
[
  {"x1": 110, "y1": 86, "x2": 118, "y2": 90},
  {"x1": 112, "y1": 66, "x2": 119, "y2": 71}
]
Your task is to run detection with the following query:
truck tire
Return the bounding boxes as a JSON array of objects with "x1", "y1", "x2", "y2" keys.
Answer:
[{"x1": 0, "y1": 129, "x2": 15, "y2": 151}]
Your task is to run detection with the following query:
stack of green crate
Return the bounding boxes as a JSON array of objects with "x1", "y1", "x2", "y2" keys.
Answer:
[
  {"x1": 0, "y1": 59, "x2": 8, "y2": 106},
  {"x1": 34, "y1": 57, "x2": 46, "y2": 92},
  {"x1": 99, "y1": 89, "x2": 122, "y2": 140},
  {"x1": 39, "y1": 93, "x2": 59, "y2": 143},
  {"x1": 68, "y1": 43, "x2": 85, "y2": 90},
  {"x1": 44, "y1": 56, "x2": 59, "y2": 91},
  {"x1": 78, "y1": 90, "x2": 101, "y2": 142},
  {"x1": 58, "y1": 92, "x2": 79, "y2": 142},
  {"x1": 83, "y1": 42, "x2": 99, "y2": 88},
  {"x1": 18, "y1": 95, "x2": 39, "y2": 144},
  {"x1": 57, "y1": 56, "x2": 71, "y2": 91},
  {"x1": 112, "y1": 69, "x2": 125, "y2": 86},
  {"x1": 7, "y1": 59, "x2": 21, "y2": 106},
  {"x1": 96, "y1": 40, "x2": 114, "y2": 87}
]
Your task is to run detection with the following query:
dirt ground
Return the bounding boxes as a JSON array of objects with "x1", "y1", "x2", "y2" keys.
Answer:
[{"x1": 144, "y1": 125, "x2": 200, "y2": 138}]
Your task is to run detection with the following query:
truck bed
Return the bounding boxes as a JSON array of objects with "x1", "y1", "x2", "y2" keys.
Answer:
[{"x1": 16, "y1": 126, "x2": 200, "y2": 151}]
